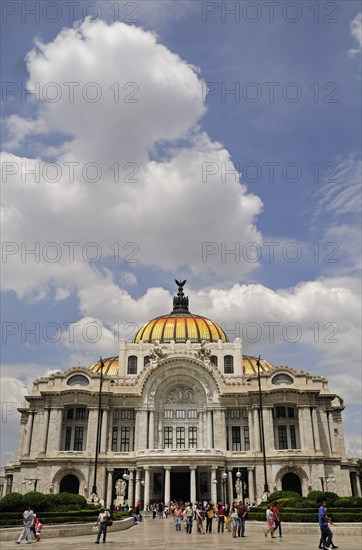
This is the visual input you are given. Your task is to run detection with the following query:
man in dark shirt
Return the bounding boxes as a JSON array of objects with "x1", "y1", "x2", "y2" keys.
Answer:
[
  {"x1": 237, "y1": 501, "x2": 247, "y2": 537},
  {"x1": 318, "y1": 500, "x2": 338, "y2": 550}
]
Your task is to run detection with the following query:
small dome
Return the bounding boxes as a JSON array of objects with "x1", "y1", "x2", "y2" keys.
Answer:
[
  {"x1": 89, "y1": 356, "x2": 119, "y2": 376},
  {"x1": 242, "y1": 355, "x2": 274, "y2": 374}
]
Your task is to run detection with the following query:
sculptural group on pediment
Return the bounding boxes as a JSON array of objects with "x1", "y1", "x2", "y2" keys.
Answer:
[{"x1": 166, "y1": 386, "x2": 194, "y2": 403}]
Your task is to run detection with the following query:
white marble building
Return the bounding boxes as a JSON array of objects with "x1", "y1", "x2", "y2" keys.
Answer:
[{"x1": 4, "y1": 282, "x2": 360, "y2": 506}]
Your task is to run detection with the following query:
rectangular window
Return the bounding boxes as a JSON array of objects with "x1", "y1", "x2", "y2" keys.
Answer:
[
  {"x1": 232, "y1": 426, "x2": 241, "y2": 451},
  {"x1": 74, "y1": 426, "x2": 84, "y2": 451},
  {"x1": 120, "y1": 427, "x2": 130, "y2": 452},
  {"x1": 241, "y1": 409, "x2": 248, "y2": 419},
  {"x1": 164, "y1": 410, "x2": 173, "y2": 419},
  {"x1": 111, "y1": 427, "x2": 118, "y2": 451},
  {"x1": 244, "y1": 426, "x2": 250, "y2": 451},
  {"x1": 276, "y1": 406, "x2": 286, "y2": 418},
  {"x1": 65, "y1": 426, "x2": 72, "y2": 450},
  {"x1": 164, "y1": 427, "x2": 173, "y2": 448},
  {"x1": 226, "y1": 426, "x2": 229, "y2": 451},
  {"x1": 288, "y1": 407, "x2": 295, "y2": 418},
  {"x1": 188, "y1": 427, "x2": 197, "y2": 447},
  {"x1": 188, "y1": 410, "x2": 198, "y2": 419},
  {"x1": 75, "y1": 407, "x2": 86, "y2": 420},
  {"x1": 278, "y1": 425, "x2": 288, "y2": 449},
  {"x1": 229, "y1": 409, "x2": 240, "y2": 419},
  {"x1": 176, "y1": 427, "x2": 185, "y2": 448},
  {"x1": 113, "y1": 409, "x2": 133, "y2": 421},
  {"x1": 176, "y1": 410, "x2": 185, "y2": 419},
  {"x1": 67, "y1": 409, "x2": 74, "y2": 420},
  {"x1": 290, "y1": 425, "x2": 297, "y2": 449}
]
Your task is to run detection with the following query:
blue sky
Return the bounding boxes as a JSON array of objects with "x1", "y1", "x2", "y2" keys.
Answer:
[{"x1": 1, "y1": 1, "x2": 361, "y2": 465}]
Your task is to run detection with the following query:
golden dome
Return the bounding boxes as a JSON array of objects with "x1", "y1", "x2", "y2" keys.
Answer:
[
  {"x1": 133, "y1": 313, "x2": 229, "y2": 343},
  {"x1": 89, "y1": 356, "x2": 119, "y2": 376}
]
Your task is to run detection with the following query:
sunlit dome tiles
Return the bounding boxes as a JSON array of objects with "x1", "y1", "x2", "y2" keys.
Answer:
[{"x1": 133, "y1": 313, "x2": 229, "y2": 343}]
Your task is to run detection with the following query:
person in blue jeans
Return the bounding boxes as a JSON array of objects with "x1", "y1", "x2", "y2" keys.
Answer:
[
  {"x1": 95, "y1": 508, "x2": 110, "y2": 544},
  {"x1": 318, "y1": 500, "x2": 338, "y2": 550}
]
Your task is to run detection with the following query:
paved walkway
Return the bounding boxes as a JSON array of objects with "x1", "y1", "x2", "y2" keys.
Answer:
[{"x1": 3, "y1": 518, "x2": 360, "y2": 549}]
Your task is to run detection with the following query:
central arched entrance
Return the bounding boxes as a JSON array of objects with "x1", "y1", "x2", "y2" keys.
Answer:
[
  {"x1": 59, "y1": 474, "x2": 80, "y2": 494},
  {"x1": 281, "y1": 472, "x2": 302, "y2": 495}
]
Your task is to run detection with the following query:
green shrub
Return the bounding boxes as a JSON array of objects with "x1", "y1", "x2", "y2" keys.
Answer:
[
  {"x1": 0, "y1": 493, "x2": 24, "y2": 512},
  {"x1": 334, "y1": 497, "x2": 362, "y2": 508},
  {"x1": 307, "y1": 491, "x2": 339, "y2": 507},
  {"x1": 268, "y1": 490, "x2": 302, "y2": 502}
]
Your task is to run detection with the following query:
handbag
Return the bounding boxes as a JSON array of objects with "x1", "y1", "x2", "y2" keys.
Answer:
[{"x1": 105, "y1": 519, "x2": 113, "y2": 527}]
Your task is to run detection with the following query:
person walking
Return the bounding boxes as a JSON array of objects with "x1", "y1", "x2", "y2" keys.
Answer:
[
  {"x1": 224, "y1": 503, "x2": 232, "y2": 532},
  {"x1": 196, "y1": 504, "x2": 205, "y2": 534},
  {"x1": 272, "y1": 501, "x2": 282, "y2": 537},
  {"x1": 230, "y1": 502, "x2": 239, "y2": 538},
  {"x1": 318, "y1": 500, "x2": 338, "y2": 550},
  {"x1": 16, "y1": 506, "x2": 34, "y2": 544},
  {"x1": 237, "y1": 501, "x2": 247, "y2": 537},
  {"x1": 205, "y1": 502, "x2": 215, "y2": 533},
  {"x1": 265, "y1": 504, "x2": 276, "y2": 538},
  {"x1": 185, "y1": 502, "x2": 193, "y2": 534},
  {"x1": 94, "y1": 507, "x2": 110, "y2": 544},
  {"x1": 217, "y1": 503, "x2": 225, "y2": 533},
  {"x1": 173, "y1": 504, "x2": 182, "y2": 532}
]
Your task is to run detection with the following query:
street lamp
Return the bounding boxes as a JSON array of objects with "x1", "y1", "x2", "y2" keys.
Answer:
[
  {"x1": 23, "y1": 478, "x2": 39, "y2": 492},
  {"x1": 221, "y1": 471, "x2": 227, "y2": 504},
  {"x1": 91, "y1": 357, "x2": 105, "y2": 500},
  {"x1": 320, "y1": 477, "x2": 335, "y2": 492},
  {"x1": 256, "y1": 355, "x2": 269, "y2": 497}
]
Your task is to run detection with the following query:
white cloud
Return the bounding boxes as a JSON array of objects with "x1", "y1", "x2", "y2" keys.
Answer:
[{"x1": 349, "y1": 12, "x2": 362, "y2": 58}]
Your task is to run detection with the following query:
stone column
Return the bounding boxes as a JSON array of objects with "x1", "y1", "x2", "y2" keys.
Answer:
[
  {"x1": 207, "y1": 411, "x2": 213, "y2": 448},
  {"x1": 144, "y1": 467, "x2": 150, "y2": 509},
  {"x1": 106, "y1": 470, "x2": 113, "y2": 509},
  {"x1": 128, "y1": 469, "x2": 135, "y2": 507},
  {"x1": 198, "y1": 410, "x2": 204, "y2": 449},
  {"x1": 355, "y1": 475, "x2": 361, "y2": 497},
  {"x1": 135, "y1": 469, "x2": 141, "y2": 504},
  {"x1": 137, "y1": 410, "x2": 148, "y2": 450},
  {"x1": 298, "y1": 406, "x2": 305, "y2": 449},
  {"x1": 148, "y1": 410, "x2": 155, "y2": 449},
  {"x1": 327, "y1": 411, "x2": 336, "y2": 453},
  {"x1": 248, "y1": 468, "x2": 255, "y2": 502},
  {"x1": 253, "y1": 408, "x2": 261, "y2": 452},
  {"x1": 190, "y1": 466, "x2": 196, "y2": 504},
  {"x1": 17, "y1": 415, "x2": 27, "y2": 459},
  {"x1": 247, "y1": 409, "x2": 254, "y2": 451},
  {"x1": 227, "y1": 468, "x2": 234, "y2": 505},
  {"x1": 262, "y1": 407, "x2": 273, "y2": 450},
  {"x1": 157, "y1": 412, "x2": 163, "y2": 449},
  {"x1": 164, "y1": 466, "x2": 171, "y2": 505},
  {"x1": 38, "y1": 408, "x2": 50, "y2": 455},
  {"x1": 211, "y1": 467, "x2": 217, "y2": 503},
  {"x1": 312, "y1": 407, "x2": 321, "y2": 451},
  {"x1": 86, "y1": 408, "x2": 98, "y2": 453},
  {"x1": 100, "y1": 409, "x2": 108, "y2": 453},
  {"x1": 23, "y1": 412, "x2": 34, "y2": 456},
  {"x1": 320, "y1": 409, "x2": 331, "y2": 454},
  {"x1": 46, "y1": 407, "x2": 63, "y2": 455}
]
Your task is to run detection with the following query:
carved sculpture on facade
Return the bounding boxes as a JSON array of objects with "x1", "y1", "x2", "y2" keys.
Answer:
[
  {"x1": 115, "y1": 478, "x2": 127, "y2": 497},
  {"x1": 235, "y1": 478, "x2": 243, "y2": 501},
  {"x1": 195, "y1": 339, "x2": 212, "y2": 365},
  {"x1": 166, "y1": 386, "x2": 194, "y2": 403},
  {"x1": 149, "y1": 340, "x2": 168, "y2": 365}
]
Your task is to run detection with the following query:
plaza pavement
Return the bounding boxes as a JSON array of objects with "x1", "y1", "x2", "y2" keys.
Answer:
[{"x1": 2, "y1": 518, "x2": 361, "y2": 550}]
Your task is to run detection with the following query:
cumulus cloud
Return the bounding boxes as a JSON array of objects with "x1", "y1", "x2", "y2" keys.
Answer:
[{"x1": 349, "y1": 12, "x2": 362, "y2": 58}]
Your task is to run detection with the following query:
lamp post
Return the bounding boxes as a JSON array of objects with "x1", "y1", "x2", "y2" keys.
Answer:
[
  {"x1": 320, "y1": 477, "x2": 335, "y2": 492},
  {"x1": 23, "y1": 478, "x2": 39, "y2": 492},
  {"x1": 221, "y1": 471, "x2": 227, "y2": 504},
  {"x1": 91, "y1": 357, "x2": 105, "y2": 500},
  {"x1": 256, "y1": 355, "x2": 269, "y2": 497}
]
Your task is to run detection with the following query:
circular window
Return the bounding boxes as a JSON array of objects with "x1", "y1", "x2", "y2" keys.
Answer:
[
  {"x1": 272, "y1": 373, "x2": 293, "y2": 385},
  {"x1": 67, "y1": 374, "x2": 89, "y2": 386}
]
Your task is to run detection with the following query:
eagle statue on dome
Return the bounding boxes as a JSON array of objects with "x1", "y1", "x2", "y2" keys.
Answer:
[{"x1": 173, "y1": 279, "x2": 189, "y2": 313}]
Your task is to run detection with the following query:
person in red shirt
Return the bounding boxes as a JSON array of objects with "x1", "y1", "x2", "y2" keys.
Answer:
[{"x1": 272, "y1": 502, "x2": 282, "y2": 538}]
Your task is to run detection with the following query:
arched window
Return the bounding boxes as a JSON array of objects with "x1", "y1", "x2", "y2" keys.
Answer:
[
  {"x1": 127, "y1": 356, "x2": 138, "y2": 375},
  {"x1": 210, "y1": 355, "x2": 218, "y2": 367},
  {"x1": 282, "y1": 472, "x2": 302, "y2": 495},
  {"x1": 67, "y1": 374, "x2": 89, "y2": 386},
  {"x1": 224, "y1": 355, "x2": 234, "y2": 374},
  {"x1": 272, "y1": 373, "x2": 293, "y2": 385},
  {"x1": 144, "y1": 356, "x2": 150, "y2": 367}
]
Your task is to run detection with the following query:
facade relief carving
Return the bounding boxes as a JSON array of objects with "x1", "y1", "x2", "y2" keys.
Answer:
[{"x1": 166, "y1": 386, "x2": 195, "y2": 404}]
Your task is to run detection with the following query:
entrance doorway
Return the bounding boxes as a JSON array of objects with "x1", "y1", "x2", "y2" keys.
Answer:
[
  {"x1": 170, "y1": 471, "x2": 190, "y2": 502},
  {"x1": 59, "y1": 474, "x2": 79, "y2": 494},
  {"x1": 282, "y1": 472, "x2": 302, "y2": 495}
]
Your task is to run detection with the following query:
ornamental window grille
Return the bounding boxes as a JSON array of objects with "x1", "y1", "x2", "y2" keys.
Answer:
[
  {"x1": 278, "y1": 425, "x2": 288, "y2": 449},
  {"x1": 189, "y1": 427, "x2": 197, "y2": 447},
  {"x1": 74, "y1": 426, "x2": 84, "y2": 451},
  {"x1": 164, "y1": 427, "x2": 173, "y2": 448},
  {"x1": 176, "y1": 427, "x2": 185, "y2": 448}
]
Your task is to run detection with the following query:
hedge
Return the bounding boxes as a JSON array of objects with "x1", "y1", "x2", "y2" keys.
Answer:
[
  {"x1": 248, "y1": 511, "x2": 362, "y2": 522},
  {"x1": 268, "y1": 490, "x2": 302, "y2": 502},
  {"x1": 307, "y1": 491, "x2": 339, "y2": 506},
  {"x1": 0, "y1": 511, "x2": 128, "y2": 528},
  {"x1": 0, "y1": 492, "x2": 88, "y2": 513},
  {"x1": 334, "y1": 497, "x2": 362, "y2": 508}
]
